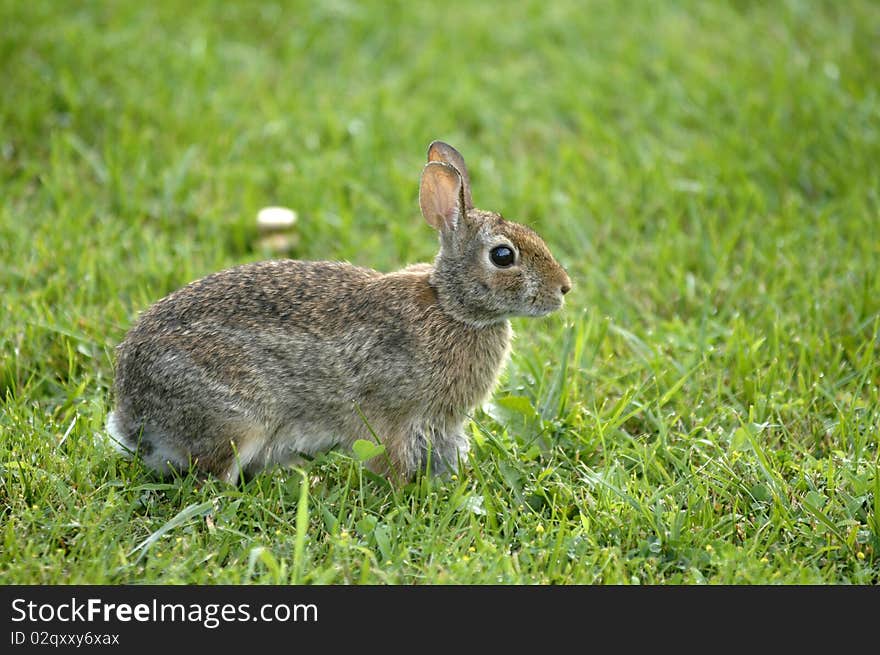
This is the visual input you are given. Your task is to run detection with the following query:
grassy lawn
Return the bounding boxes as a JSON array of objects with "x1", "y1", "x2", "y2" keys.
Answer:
[{"x1": 1, "y1": 0, "x2": 878, "y2": 584}]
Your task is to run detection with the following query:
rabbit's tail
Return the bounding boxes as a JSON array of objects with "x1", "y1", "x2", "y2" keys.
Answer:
[{"x1": 106, "y1": 409, "x2": 189, "y2": 476}]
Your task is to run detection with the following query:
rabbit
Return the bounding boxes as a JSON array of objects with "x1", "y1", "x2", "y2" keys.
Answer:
[{"x1": 107, "y1": 141, "x2": 572, "y2": 483}]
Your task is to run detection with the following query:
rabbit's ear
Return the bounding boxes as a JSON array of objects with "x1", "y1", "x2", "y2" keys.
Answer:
[
  {"x1": 420, "y1": 161, "x2": 465, "y2": 233},
  {"x1": 427, "y1": 141, "x2": 473, "y2": 210}
]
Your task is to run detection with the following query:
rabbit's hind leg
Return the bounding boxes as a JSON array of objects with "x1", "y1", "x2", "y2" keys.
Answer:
[
  {"x1": 423, "y1": 425, "x2": 469, "y2": 477},
  {"x1": 107, "y1": 405, "x2": 269, "y2": 484},
  {"x1": 220, "y1": 423, "x2": 271, "y2": 484}
]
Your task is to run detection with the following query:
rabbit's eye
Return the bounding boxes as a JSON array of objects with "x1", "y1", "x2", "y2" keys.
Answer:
[{"x1": 490, "y1": 245, "x2": 515, "y2": 268}]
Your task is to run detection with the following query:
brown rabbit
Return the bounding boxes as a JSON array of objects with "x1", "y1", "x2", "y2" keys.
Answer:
[{"x1": 107, "y1": 141, "x2": 571, "y2": 483}]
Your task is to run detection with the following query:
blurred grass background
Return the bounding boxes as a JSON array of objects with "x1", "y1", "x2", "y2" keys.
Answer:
[{"x1": 1, "y1": 0, "x2": 878, "y2": 583}]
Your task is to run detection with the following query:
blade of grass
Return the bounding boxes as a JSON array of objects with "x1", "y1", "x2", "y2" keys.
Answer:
[
  {"x1": 129, "y1": 500, "x2": 214, "y2": 563},
  {"x1": 292, "y1": 471, "x2": 309, "y2": 584}
]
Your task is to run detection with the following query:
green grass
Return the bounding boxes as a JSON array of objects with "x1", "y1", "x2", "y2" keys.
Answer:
[{"x1": 1, "y1": 0, "x2": 879, "y2": 584}]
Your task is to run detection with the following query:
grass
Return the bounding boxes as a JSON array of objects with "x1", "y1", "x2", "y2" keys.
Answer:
[{"x1": 1, "y1": 0, "x2": 878, "y2": 584}]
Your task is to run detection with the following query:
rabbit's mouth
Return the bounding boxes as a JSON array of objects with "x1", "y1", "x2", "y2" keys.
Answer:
[{"x1": 524, "y1": 294, "x2": 565, "y2": 316}]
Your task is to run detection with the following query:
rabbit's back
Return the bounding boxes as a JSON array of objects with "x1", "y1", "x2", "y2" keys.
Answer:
[{"x1": 126, "y1": 259, "x2": 382, "y2": 336}]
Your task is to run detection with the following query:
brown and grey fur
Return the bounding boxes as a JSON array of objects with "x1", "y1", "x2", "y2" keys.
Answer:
[{"x1": 107, "y1": 141, "x2": 571, "y2": 483}]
